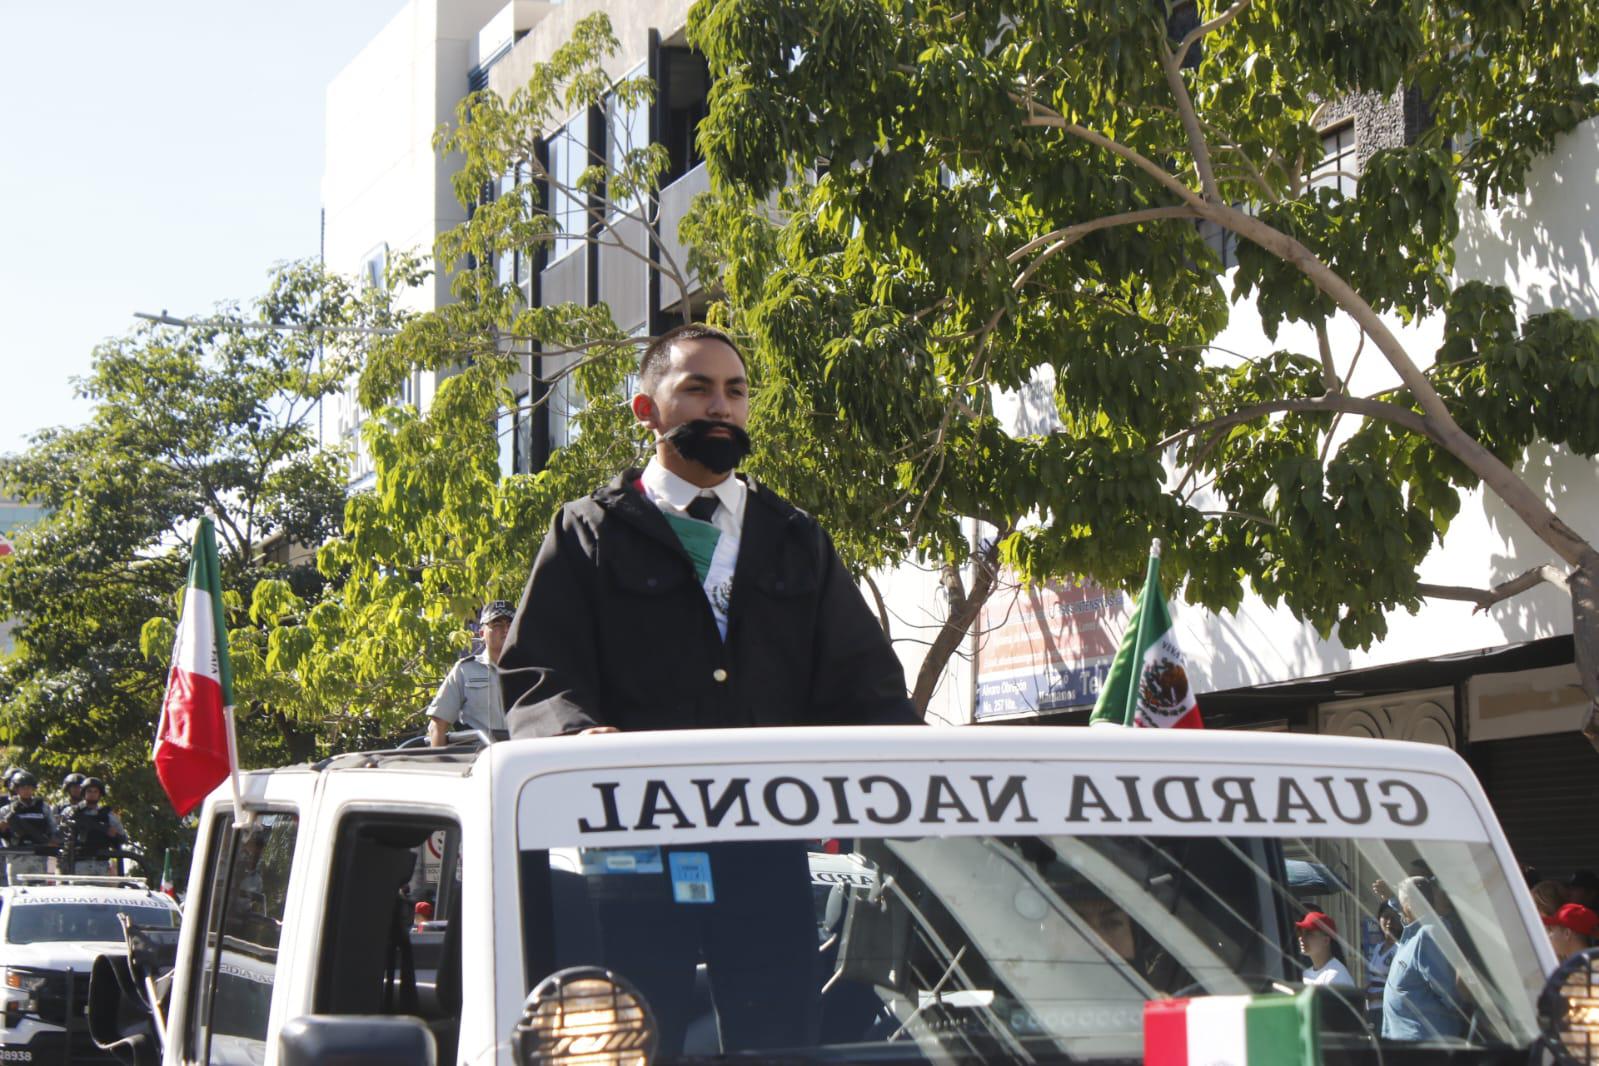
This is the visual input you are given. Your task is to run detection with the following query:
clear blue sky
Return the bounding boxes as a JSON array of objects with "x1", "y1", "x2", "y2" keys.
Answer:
[{"x1": 0, "y1": 1, "x2": 407, "y2": 454}]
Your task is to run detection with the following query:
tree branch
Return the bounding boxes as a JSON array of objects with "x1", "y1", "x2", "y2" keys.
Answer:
[
  {"x1": 1417, "y1": 565, "x2": 1569, "y2": 613},
  {"x1": 863, "y1": 572, "x2": 892, "y2": 640},
  {"x1": 1158, "y1": 394, "x2": 1439, "y2": 450},
  {"x1": 1020, "y1": 109, "x2": 1203, "y2": 208},
  {"x1": 1158, "y1": 37, "x2": 1222, "y2": 201},
  {"x1": 1008, "y1": 207, "x2": 1201, "y2": 290},
  {"x1": 1314, "y1": 322, "x2": 1340, "y2": 393}
]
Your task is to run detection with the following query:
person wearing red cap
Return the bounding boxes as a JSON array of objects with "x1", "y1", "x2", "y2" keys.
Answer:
[
  {"x1": 1297, "y1": 910, "x2": 1356, "y2": 988},
  {"x1": 1544, "y1": 902, "x2": 1599, "y2": 961}
]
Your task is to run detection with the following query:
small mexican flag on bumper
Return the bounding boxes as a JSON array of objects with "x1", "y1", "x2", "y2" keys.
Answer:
[{"x1": 1144, "y1": 989, "x2": 1321, "y2": 1066}]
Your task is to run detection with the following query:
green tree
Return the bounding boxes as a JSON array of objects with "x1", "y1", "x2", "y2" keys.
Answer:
[
  {"x1": 686, "y1": 0, "x2": 1599, "y2": 718},
  {"x1": 0, "y1": 261, "x2": 396, "y2": 862}
]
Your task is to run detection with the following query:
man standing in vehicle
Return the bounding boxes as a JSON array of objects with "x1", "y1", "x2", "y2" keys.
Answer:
[
  {"x1": 498, "y1": 324, "x2": 916, "y2": 1055},
  {"x1": 426, "y1": 600, "x2": 513, "y2": 746},
  {"x1": 498, "y1": 322, "x2": 916, "y2": 735},
  {"x1": 57, "y1": 773, "x2": 85, "y2": 818},
  {"x1": 64, "y1": 778, "x2": 125, "y2": 875},
  {"x1": 0, "y1": 772, "x2": 59, "y2": 881}
]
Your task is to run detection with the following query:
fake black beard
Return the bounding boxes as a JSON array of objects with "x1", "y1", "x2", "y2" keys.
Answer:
[{"x1": 662, "y1": 419, "x2": 752, "y2": 474}]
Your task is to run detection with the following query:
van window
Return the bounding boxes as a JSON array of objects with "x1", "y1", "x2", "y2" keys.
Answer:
[
  {"x1": 188, "y1": 811, "x2": 299, "y2": 1066},
  {"x1": 314, "y1": 813, "x2": 463, "y2": 1064}
]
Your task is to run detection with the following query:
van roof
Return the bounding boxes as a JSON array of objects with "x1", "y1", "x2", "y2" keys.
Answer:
[
  {"x1": 481, "y1": 723, "x2": 1465, "y2": 779},
  {"x1": 283, "y1": 724, "x2": 1465, "y2": 779}
]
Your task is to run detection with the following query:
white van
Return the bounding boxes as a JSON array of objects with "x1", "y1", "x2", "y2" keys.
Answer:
[{"x1": 101, "y1": 727, "x2": 1582, "y2": 1065}]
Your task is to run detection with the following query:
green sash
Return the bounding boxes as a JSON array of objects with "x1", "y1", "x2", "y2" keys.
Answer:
[{"x1": 662, "y1": 512, "x2": 721, "y2": 583}]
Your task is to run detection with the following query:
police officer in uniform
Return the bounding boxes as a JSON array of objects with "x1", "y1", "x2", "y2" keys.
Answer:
[
  {"x1": 426, "y1": 600, "x2": 512, "y2": 746},
  {"x1": 58, "y1": 772, "x2": 85, "y2": 817},
  {"x1": 0, "y1": 772, "x2": 59, "y2": 882},
  {"x1": 63, "y1": 778, "x2": 125, "y2": 875}
]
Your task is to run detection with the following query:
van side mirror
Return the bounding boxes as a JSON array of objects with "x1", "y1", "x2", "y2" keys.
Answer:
[
  {"x1": 87, "y1": 953, "x2": 158, "y2": 1066},
  {"x1": 278, "y1": 1015, "x2": 437, "y2": 1066},
  {"x1": 88, "y1": 918, "x2": 182, "y2": 1066}
]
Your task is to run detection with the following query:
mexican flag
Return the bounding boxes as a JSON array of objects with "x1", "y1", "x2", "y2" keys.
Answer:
[
  {"x1": 1144, "y1": 989, "x2": 1322, "y2": 1065},
  {"x1": 1090, "y1": 540, "x2": 1203, "y2": 728},
  {"x1": 153, "y1": 517, "x2": 237, "y2": 816},
  {"x1": 160, "y1": 849, "x2": 176, "y2": 897}
]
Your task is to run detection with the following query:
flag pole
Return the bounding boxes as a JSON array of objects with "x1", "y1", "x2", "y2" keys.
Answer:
[
  {"x1": 1127, "y1": 539, "x2": 1164, "y2": 726},
  {"x1": 1088, "y1": 537, "x2": 1165, "y2": 728},
  {"x1": 224, "y1": 707, "x2": 247, "y2": 827}
]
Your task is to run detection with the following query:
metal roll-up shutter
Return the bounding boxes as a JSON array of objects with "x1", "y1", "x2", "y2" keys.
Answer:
[{"x1": 1472, "y1": 732, "x2": 1599, "y2": 877}]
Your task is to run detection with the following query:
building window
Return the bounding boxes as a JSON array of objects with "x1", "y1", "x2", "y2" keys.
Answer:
[
  {"x1": 497, "y1": 167, "x2": 521, "y2": 287},
  {"x1": 548, "y1": 372, "x2": 582, "y2": 452},
  {"x1": 658, "y1": 47, "x2": 709, "y2": 185},
  {"x1": 360, "y1": 244, "x2": 388, "y2": 291},
  {"x1": 606, "y1": 66, "x2": 650, "y2": 220},
  {"x1": 498, "y1": 405, "x2": 516, "y2": 478},
  {"x1": 1312, "y1": 121, "x2": 1358, "y2": 197},
  {"x1": 547, "y1": 116, "x2": 590, "y2": 260},
  {"x1": 514, "y1": 390, "x2": 533, "y2": 473}
]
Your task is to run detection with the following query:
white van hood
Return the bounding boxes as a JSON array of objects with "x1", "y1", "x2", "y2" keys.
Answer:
[{"x1": 3, "y1": 940, "x2": 122, "y2": 972}]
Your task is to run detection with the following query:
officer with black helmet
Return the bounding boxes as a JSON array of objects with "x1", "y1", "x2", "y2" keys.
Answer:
[
  {"x1": 0, "y1": 772, "x2": 59, "y2": 881},
  {"x1": 63, "y1": 777, "x2": 125, "y2": 874},
  {"x1": 58, "y1": 772, "x2": 85, "y2": 817}
]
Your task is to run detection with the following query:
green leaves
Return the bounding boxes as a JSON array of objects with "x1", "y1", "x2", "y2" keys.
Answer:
[
  {"x1": 0, "y1": 260, "x2": 387, "y2": 860},
  {"x1": 692, "y1": 0, "x2": 1599, "y2": 659}
]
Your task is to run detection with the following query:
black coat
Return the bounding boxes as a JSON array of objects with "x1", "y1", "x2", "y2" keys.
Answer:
[{"x1": 499, "y1": 470, "x2": 918, "y2": 736}]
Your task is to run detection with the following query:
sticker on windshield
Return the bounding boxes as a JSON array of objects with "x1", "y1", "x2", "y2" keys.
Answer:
[
  {"x1": 669, "y1": 851, "x2": 714, "y2": 904},
  {"x1": 579, "y1": 846, "x2": 664, "y2": 875},
  {"x1": 517, "y1": 759, "x2": 1489, "y2": 850}
]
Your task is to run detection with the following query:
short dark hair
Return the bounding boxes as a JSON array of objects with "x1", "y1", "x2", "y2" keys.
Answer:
[{"x1": 638, "y1": 323, "x2": 743, "y2": 395}]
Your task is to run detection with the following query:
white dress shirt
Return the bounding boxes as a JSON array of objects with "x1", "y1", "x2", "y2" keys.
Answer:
[{"x1": 640, "y1": 458, "x2": 746, "y2": 638}]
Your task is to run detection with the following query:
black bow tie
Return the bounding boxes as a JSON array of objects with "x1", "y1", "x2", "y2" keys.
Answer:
[{"x1": 686, "y1": 494, "x2": 720, "y2": 523}]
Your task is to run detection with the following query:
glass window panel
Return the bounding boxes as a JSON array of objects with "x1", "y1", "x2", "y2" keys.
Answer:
[
  {"x1": 548, "y1": 115, "x2": 590, "y2": 259},
  {"x1": 520, "y1": 832, "x2": 1544, "y2": 1061},
  {"x1": 499, "y1": 406, "x2": 515, "y2": 478},
  {"x1": 606, "y1": 67, "x2": 650, "y2": 220},
  {"x1": 1312, "y1": 123, "x2": 1359, "y2": 197},
  {"x1": 514, "y1": 391, "x2": 533, "y2": 474},
  {"x1": 201, "y1": 812, "x2": 300, "y2": 1065}
]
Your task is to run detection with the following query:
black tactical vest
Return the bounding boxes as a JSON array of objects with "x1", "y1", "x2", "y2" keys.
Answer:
[
  {"x1": 73, "y1": 804, "x2": 113, "y2": 853},
  {"x1": 9, "y1": 798, "x2": 51, "y2": 846}
]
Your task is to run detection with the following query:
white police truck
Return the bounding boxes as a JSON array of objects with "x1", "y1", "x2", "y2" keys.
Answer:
[
  {"x1": 89, "y1": 727, "x2": 1594, "y2": 1065},
  {"x1": 1, "y1": 875, "x2": 179, "y2": 1063}
]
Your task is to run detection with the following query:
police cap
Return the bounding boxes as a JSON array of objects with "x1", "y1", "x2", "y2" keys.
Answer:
[{"x1": 480, "y1": 600, "x2": 515, "y2": 624}]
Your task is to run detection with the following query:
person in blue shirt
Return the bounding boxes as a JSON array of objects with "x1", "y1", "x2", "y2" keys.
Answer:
[
  {"x1": 1382, "y1": 875, "x2": 1469, "y2": 1042},
  {"x1": 1364, "y1": 904, "x2": 1402, "y2": 1027}
]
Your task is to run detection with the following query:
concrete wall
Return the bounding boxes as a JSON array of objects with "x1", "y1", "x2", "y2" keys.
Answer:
[
  {"x1": 319, "y1": 0, "x2": 508, "y2": 458},
  {"x1": 488, "y1": 0, "x2": 693, "y2": 101}
]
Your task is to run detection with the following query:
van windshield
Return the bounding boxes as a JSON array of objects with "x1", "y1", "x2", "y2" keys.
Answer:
[
  {"x1": 519, "y1": 833, "x2": 1543, "y2": 1064},
  {"x1": 7, "y1": 901, "x2": 179, "y2": 944}
]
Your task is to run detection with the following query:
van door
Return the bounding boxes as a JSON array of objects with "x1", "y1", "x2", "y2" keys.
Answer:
[{"x1": 177, "y1": 810, "x2": 300, "y2": 1065}]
